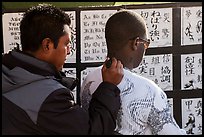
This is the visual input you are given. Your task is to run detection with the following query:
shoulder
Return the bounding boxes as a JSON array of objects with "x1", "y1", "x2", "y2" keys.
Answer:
[
  {"x1": 45, "y1": 88, "x2": 74, "y2": 103},
  {"x1": 81, "y1": 66, "x2": 103, "y2": 95},
  {"x1": 123, "y1": 69, "x2": 160, "y2": 89},
  {"x1": 120, "y1": 69, "x2": 165, "y2": 97},
  {"x1": 85, "y1": 66, "x2": 102, "y2": 80},
  {"x1": 40, "y1": 88, "x2": 76, "y2": 115}
]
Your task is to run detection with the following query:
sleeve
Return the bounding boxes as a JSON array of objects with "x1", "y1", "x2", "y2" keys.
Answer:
[
  {"x1": 80, "y1": 68, "x2": 103, "y2": 112},
  {"x1": 38, "y1": 82, "x2": 121, "y2": 135},
  {"x1": 88, "y1": 81, "x2": 121, "y2": 135},
  {"x1": 80, "y1": 79, "x2": 94, "y2": 112},
  {"x1": 147, "y1": 88, "x2": 186, "y2": 135}
]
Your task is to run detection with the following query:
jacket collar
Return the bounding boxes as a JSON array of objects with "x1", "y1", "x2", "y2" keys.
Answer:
[{"x1": 3, "y1": 51, "x2": 62, "y2": 79}]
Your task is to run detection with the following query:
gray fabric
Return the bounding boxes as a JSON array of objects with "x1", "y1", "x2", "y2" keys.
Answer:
[
  {"x1": 11, "y1": 51, "x2": 56, "y2": 74},
  {"x1": 2, "y1": 64, "x2": 65, "y2": 124},
  {"x1": 2, "y1": 65, "x2": 17, "y2": 92},
  {"x1": 2, "y1": 64, "x2": 55, "y2": 93}
]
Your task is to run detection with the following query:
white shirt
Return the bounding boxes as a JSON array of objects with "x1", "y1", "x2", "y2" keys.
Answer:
[{"x1": 80, "y1": 66, "x2": 186, "y2": 135}]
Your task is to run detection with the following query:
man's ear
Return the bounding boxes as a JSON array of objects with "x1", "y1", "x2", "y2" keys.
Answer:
[
  {"x1": 41, "y1": 38, "x2": 53, "y2": 53},
  {"x1": 130, "y1": 38, "x2": 137, "y2": 51}
]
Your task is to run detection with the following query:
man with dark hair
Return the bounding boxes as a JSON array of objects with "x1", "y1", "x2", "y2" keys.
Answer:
[
  {"x1": 81, "y1": 10, "x2": 186, "y2": 135},
  {"x1": 2, "y1": 3, "x2": 124, "y2": 135}
]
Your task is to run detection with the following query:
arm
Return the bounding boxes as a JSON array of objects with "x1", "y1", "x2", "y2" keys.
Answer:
[
  {"x1": 88, "y1": 57, "x2": 123, "y2": 134},
  {"x1": 88, "y1": 81, "x2": 121, "y2": 135},
  {"x1": 38, "y1": 84, "x2": 120, "y2": 135},
  {"x1": 147, "y1": 89, "x2": 186, "y2": 135},
  {"x1": 38, "y1": 58, "x2": 123, "y2": 135}
]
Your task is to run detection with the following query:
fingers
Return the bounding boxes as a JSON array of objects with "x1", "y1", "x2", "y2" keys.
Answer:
[
  {"x1": 116, "y1": 60, "x2": 123, "y2": 74},
  {"x1": 102, "y1": 57, "x2": 124, "y2": 85},
  {"x1": 110, "y1": 57, "x2": 117, "y2": 68},
  {"x1": 116, "y1": 59, "x2": 122, "y2": 68},
  {"x1": 112, "y1": 58, "x2": 123, "y2": 73},
  {"x1": 102, "y1": 57, "x2": 122, "y2": 70}
]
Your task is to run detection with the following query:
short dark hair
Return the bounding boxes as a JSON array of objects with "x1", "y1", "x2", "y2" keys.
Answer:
[
  {"x1": 105, "y1": 9, "x2": 147, "y2": 51},
  {"x1": 20, "y1": 3, "x2": 71, "y2": 52}
]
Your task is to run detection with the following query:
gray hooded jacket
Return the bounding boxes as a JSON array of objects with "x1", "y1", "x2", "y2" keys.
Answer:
[{"x1": 2, "y1": 51, "x2": 121, "y2": 135}]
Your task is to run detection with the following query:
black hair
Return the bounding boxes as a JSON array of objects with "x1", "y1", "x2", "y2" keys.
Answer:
[
  {"x1": 105, "y1": 9, "x2": 147, "y2": 52},
  {"x1": 20, "y1": 3, "x2": 71, "y2": 52}
]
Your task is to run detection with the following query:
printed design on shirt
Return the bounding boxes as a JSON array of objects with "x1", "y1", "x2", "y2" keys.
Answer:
[
  {"x1": 115, "y1": 106, "x2": 123, "y2": 133},
  {"x1": 160, "y1": 91, "x2": 166, "y2": 99},
  {"x1": 159, "y1": 92, "x2": 170, "y2": 108},
  {"x1": 120, "y1": 78, "x2": 134, "y2": 97},
  {"x1": 127, "y1": 90, "x2": 154, "y2": 135},
  {"x1": 147, "y1": 106, "x2": 176, "y2": 135},
  {"x1": 115, "y1": 87, "x2": 155, "y2": 135},
  {"x1": 81, "y1": 81, "x2": 94, "y2": 111}
]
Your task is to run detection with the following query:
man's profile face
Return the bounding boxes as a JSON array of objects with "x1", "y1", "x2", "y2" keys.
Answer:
[
  {"x1": 133, "y1": 34, "x2": 149, "y2": 69},
  {"x1": 49, "y1": 25, "x2": 71, "y2": 71}
]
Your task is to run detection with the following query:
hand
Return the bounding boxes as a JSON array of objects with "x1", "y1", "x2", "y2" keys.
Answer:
[{"x1": 102, "y1": 57, "x2": 124, "y2": 85}]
